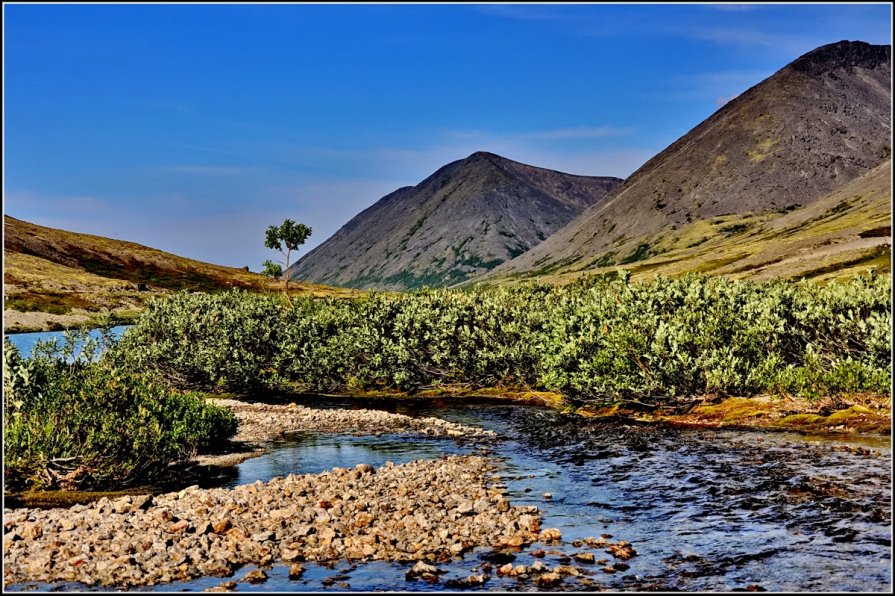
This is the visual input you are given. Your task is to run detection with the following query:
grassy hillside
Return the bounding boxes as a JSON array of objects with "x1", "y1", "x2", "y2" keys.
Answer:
[
  {"x1": 477, "y1": 159, "x2": 891, "y2": 286},
  {"x1": 3, "y1": 216, "x2": 360, "y2": 332}
]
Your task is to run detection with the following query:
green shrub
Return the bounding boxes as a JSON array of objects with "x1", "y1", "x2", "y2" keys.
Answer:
[
  {"x1": 116, "y1": 274, "x2": 891, "y2": 404},
  {"x1": 118, "y1": 290, "x2": 288, "y2": 393},
  {"x1": 3, "y1": 328, "x2": 237, "y2": 491}
]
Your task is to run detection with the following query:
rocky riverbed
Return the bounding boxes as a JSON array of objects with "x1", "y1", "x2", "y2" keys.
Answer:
[
  {"x1": 2, "y1": 455, "x2": 551, "y2": 588},
  {"x1": 209, "y1": 398, "x2": 499, "y2": 443}
]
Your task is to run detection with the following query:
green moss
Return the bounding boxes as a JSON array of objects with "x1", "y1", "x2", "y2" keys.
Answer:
[
  {"x1": 798, "y1": 246, "x2": 891, "y2": 279},
  {"x1": 719, "y1": 223, "x2": 751, "y2": 237},
  {"x1": 5, "y1": 291, "x2": 98, "y2": 315},
  {"x1": 620, "y1": 243, "x2": 652, "y2": 264},
  {"x1": 777, "y1": 413, "x2": 823, "y2": 425}
]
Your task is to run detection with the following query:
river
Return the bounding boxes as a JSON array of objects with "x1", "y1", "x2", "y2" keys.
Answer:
[{"x1": 7, "y1": 395, "x2": 891, "y2": 592}]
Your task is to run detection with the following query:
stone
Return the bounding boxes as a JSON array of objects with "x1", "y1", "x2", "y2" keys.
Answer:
[
  {"x1": 288, "y1": 563, "x2": 305, "y2": 579},
  {"x1": 573, "y1": 552, "x2": 596, "y2": 564},
  {"x1": 21, "y1": 523, "x2": 43, "y2": 540},
  {"x1": 536, "y1": 572, "x2": 562, "y2": 587},
  {"x1": 554, "y1": 565, "x2": 581, "y2": 576},
  {"x1": 606, "y1": 541, "x2": 637, "y2": 560},
  {"x1": 539, "y1": 528, "x2": 562, "y2": 542},
  {"x1": 195, "y1": 522, "x2": 212, "y2": 536},
  {"x1": 169, "y1": 520, "x2": 190, "y2": 534},
  {"x1": 405, "y1": 560, "x2": 440, "y2": 580},
  {"x1": 251, "y1": 531, "x2": 275, "y2": 543},
  {"x1": 505, "y1": 535, "x2": 526, "y2": 547},
  {"x1": 464, "y1": 574, "x2": 487, "y2": 586},
  {"x1": 242, "y1": 569, "x2": 268, "y2": 584}
]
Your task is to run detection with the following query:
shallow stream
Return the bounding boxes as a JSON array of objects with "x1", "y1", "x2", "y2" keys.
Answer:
[{"x1": 9, "y1": 397, "x2": 891, "y2": 592}]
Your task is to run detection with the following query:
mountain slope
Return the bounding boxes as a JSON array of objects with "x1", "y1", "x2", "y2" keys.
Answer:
[
  {"x1": 3, "y1": 215, "x2": 358, "y2": 331},
  {"x1": 477, "y1": 40, "x2": 891, "y2": 283},
  {"x1": 496, "y1": 159, "x2": 891, "y2": 285},
  {"x1": 289, "y1": 152, "x2": 622, "y2": 290}
]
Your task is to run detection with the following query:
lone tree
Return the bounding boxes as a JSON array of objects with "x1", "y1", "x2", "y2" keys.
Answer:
[{"x1": 264, "y1": 219, "x2": 312, "y2": 290}]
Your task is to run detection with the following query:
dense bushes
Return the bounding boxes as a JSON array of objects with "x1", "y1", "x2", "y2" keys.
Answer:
[
  {"x1": 3, "y1": 328, "x2": 237, "y2": 491},
  {"x1": 118, "y1": 273, "x2": 891, "y2": 402}
]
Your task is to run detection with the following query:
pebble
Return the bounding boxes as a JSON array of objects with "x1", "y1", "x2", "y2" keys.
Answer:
[
  {"x1": 539, "y1": 528, "x2": 562, "y2": 542},
  {"x1": 445, "y1": 574, "x2": 489, "y2": 588},
  {"x1": 606, "y1": 540, "x2": 637, "y2": 560},
  {"x1": 288, "y1": 563, "x2": 305, "y2": 579},
  {"x1": 406, "y1": 560, "x2": 440, "y2": 580},
  {"x1": 536, "y1": 572, "x2": 563, "y2": 587},
  {"x1": 242, "y1": 569, "x2": 267, "y2": 584},
  {"x1": 554, "y1": 565, "x2": 581, "y2": 576}
]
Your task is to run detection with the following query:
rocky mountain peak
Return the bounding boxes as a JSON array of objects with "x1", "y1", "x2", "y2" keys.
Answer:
[{"x1": 789, "y1": 40, "x2": 891, "y2": 76}]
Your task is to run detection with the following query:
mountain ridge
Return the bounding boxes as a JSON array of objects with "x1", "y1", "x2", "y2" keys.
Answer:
[{"x1": 290, "y1": 151, "x2": 623, "y2": 290}]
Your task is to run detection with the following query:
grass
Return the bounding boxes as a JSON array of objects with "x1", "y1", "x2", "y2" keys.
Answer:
[
  {"x1": 4, "y1": 215, "x2": 361, "y2": 324},
  {"x1": 5, "y1": 291, "x2": 99, "y2": 315},
  {"x1": 495, "y1": 159, "x2": 891, "y2": 287}
]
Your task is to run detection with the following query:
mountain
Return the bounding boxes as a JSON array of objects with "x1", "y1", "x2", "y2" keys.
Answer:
[
  {"x1": 289, "y1": 152, "x2": 622, "y2": 290},
  {"x1": 517, "y1": 159, "x2": 889, "y2": 285},
  {"x1": 476, "y1": 40, "x2": 891, "y2": 283},
  {"x1": 3, "y1": 215, "x2": 358, "y2": 332}
]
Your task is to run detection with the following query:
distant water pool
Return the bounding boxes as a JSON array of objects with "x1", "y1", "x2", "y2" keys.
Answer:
[{"x1": 4, "y1": 325, "x2": 131, "y2": 357}]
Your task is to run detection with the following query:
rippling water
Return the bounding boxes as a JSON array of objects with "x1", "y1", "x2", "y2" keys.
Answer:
[{"x1": 8, "y1": 398, "x2": 891, "y2": 592}]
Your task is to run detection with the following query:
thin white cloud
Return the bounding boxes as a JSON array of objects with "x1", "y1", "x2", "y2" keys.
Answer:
[
  {"x1": 715, "y1": 94, "x2": 739, "y2": 108},
  {"x1": 445, "y1": 125, "x2": 635, "y2": 142},
  {"x1": 649, "y1": 69, "x2": 771, "y2": 103},
  {"x1": 160, "y1": 165, "x2": 264, "y2": 176},
  {"x1": 521, "y1": 126, "x2": 636, "y2": 140},
  {"x1": 330, "y1": 139, "x2": 651, "y2": 180},
  {"x1": 5, "y1": 190, "x2": 109, "y2": 217},
  {"x1": 473, "y1": 4, "x2": 571, "y2": 21},
  {"x1": 688, "y1": 26, "x2": 783, "y2": 49},
  {"x1": 707, "y1": 4, "x2": 760, "y2": 12}
]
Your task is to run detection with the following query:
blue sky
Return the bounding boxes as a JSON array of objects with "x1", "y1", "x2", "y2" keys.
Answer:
[{"x1": 4, "y1": 2, "x2": 892, "y2": 269}]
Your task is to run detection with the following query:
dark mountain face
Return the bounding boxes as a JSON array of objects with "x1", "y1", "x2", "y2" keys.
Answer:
[
  {"x1": 289, "y1": 152, "x2": 622, "y2": 290},
  {"x1": 479, "y1": 40, "x2": 892, "y2": 281}
]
